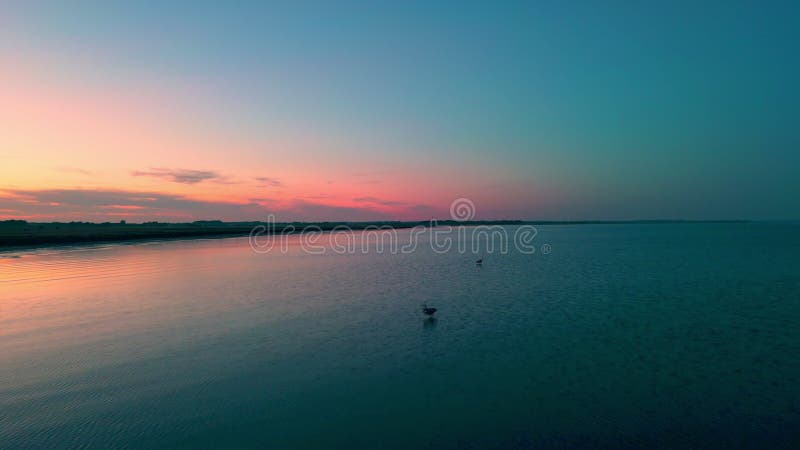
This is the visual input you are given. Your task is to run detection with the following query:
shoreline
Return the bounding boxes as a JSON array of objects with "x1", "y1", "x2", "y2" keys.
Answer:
[
  {"x1": 0, "y1": 220, "x2": 519, "y2": 252},
  {"x1": 0, "y1": 219, "x2": 754, "y2": 253}
]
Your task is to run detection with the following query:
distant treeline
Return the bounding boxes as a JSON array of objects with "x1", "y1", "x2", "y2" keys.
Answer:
[{"x1": 0, "y1": 219, "x2": 525, "y2": 248}]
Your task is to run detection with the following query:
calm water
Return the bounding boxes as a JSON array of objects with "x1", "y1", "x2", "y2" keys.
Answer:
[{"x1": 1, "y1": 224, "x2": 799, "y2": 449}]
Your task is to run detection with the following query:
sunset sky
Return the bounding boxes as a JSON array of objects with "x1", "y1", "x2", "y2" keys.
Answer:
[{"x1": 1, "y1": 2, "x2": 798, "y2": 222}]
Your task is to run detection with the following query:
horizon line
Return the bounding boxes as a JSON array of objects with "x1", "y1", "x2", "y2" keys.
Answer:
[{"x1": 6, "y1": 218, "x2": 797, "y2": 225}]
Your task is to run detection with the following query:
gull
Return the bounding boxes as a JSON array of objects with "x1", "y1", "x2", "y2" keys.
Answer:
[{"x1": 421, "y1": 304, "x2": 437, "y2": 316}]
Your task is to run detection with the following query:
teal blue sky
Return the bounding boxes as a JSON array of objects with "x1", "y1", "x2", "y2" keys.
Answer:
[{"x1": 1, "y1": 1, "x2": 798, "y2": 220}]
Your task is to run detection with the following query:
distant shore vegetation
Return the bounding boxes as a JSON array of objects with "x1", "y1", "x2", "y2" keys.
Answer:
[{"x1": 0, "y1": 219, "x2": 748, "y2": 249}]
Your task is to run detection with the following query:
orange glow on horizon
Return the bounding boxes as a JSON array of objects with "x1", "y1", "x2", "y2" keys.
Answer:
[{"x1": 1, "y1": 55, "x2": 538, "y2": 222}]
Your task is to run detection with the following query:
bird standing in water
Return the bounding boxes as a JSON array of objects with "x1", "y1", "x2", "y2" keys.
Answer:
[{"x1": 421, "y1": 304, "x2": 437, "y2": 316}]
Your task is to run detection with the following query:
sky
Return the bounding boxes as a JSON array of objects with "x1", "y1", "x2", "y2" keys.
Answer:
[{"x1": 1, "y1": 1, "x2": 798, "y2": 222}]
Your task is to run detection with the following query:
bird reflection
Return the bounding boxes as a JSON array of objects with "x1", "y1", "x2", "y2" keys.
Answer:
[{"x1": 423, "y1": 317, "x2": 438, "y2": 329}]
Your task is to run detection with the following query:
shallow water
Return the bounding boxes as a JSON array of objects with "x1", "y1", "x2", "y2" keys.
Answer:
[{"x1": 1, "y1": 224, "x2": 799, "y2": 448}]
